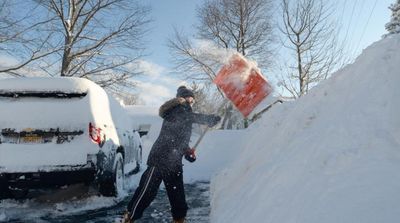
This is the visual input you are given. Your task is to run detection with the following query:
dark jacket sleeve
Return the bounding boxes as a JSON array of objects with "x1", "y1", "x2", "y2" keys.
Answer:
[
  {"x1": 189, "y1": 112, "x2": 215, "y2": 125},
  {"x1": 159, "y1": 98, "x2": 217, "y2": 126},
  {"x1": 172, "y1": 104, "x2": 216, "y2": 126}
]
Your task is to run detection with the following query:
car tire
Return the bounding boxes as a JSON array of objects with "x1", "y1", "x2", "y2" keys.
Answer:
[
  {"x1": 0, "y1": 182, "x2": 10, "y2": 200},
  {"x1": 99, "y1": 153, "x2": 124, "y2": 197}
]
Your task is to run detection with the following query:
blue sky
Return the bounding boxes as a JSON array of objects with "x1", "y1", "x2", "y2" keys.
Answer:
[
  {"x1": 135, "y1": 0, "x2": 394, "y2": 105},
  {"x1": 132, "y1": 1, "x2": 200, "y2": 105}
]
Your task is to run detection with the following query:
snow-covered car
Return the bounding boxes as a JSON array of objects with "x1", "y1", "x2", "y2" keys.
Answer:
[{"x1": 0, "y1": 77, "x2": 143, "y2": 198}]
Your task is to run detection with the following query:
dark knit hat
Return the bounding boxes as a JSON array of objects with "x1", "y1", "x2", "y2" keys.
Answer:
[{"x1": 176, "y1": 86, "x2": 195, "y2": 98}]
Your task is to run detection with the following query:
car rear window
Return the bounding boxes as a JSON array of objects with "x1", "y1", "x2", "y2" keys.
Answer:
[{"x1": 0, "y1": 91, "x2": 87, "y2": 99}]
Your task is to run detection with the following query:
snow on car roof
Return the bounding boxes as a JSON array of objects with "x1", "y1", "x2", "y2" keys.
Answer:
[
  {"x1": 0, "y1": 77, "x2": 99, "y2": 93},
  {"x1": 0, "y1": 77, "x2": 112, "y2": 131}
]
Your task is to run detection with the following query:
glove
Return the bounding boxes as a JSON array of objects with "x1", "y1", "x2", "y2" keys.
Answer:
[
  {"x1": 208, "y1": 115, "x2": 221, "y2": 127},
  {"x1": 184, "y1": 148, "x2": 196, "y2": 163}
]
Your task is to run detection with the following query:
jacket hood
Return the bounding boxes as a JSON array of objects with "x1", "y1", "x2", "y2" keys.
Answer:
[{"x1": 159, "y1": 97, "x2": 186, "y2": 118}]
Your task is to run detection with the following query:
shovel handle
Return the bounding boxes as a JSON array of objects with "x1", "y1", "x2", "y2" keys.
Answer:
[
  {"x1": 192, "y1": 99, "x2": 228, "y2": 150},
  {"x1": 192, "y1": 126, "x2": 210, "y2": 150}
]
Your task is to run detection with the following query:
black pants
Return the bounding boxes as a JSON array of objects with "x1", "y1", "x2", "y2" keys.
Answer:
[{"x1": 127, "y1": 166, "x2": 188, "y2": 221}]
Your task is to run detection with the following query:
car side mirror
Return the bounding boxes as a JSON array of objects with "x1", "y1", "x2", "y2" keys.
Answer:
[{"x1": 137, "y1": 124, "x2": 151, "y2": 137}]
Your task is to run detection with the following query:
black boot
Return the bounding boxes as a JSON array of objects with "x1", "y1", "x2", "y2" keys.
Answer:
[
  {"x1": 172, "y1": 218, "x2": 185, "y2": 223},
  {"x1": 120, "y1": 210, "x2": 134, "y2": 223}
]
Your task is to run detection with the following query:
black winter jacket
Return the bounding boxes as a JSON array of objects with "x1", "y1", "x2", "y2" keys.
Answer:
[{"x1": 147, "y1": 98, "x2": 217, "y2": 171}]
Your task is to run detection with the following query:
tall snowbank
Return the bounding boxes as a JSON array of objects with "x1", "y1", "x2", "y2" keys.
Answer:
[{"x1": 210, "y1": 35, "x2": 400, "y2": 223}]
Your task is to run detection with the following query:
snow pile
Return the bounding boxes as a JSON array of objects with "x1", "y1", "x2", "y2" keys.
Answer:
[
  {"x1": 210, "y1": 34, "x2": 400, "y2": 223},
  {"x1": 184, "y1": 130, "x2": 246, "y2": 183}
]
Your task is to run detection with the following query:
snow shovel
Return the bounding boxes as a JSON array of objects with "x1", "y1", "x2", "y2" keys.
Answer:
[{"x1": 192, "y1": 53, "x2": 273, "y2": 150}]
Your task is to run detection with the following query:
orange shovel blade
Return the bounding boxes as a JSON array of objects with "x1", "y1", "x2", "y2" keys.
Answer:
[{"x1": 214, "y1": 54, "x2": 272, "y2": 117}]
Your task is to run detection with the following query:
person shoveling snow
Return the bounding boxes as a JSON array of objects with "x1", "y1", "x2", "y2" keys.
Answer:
[
  {"x1": 121, "y1": 52, "x2": 272, "y2": 223},
  {"x1": 121, "y1": 86, "x2": 221, "y2": 223}
]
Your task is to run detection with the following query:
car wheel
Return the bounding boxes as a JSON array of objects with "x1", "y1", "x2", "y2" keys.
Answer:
[
  {"x1": 99, "y1": 153, "x2": 124, "y2": 197},
  {"x1": 114, "y1": 153, "x2": 125, "y2": 196},
  {"x1": 0, "y1": 182, "x2": 10, "y2": 200}
]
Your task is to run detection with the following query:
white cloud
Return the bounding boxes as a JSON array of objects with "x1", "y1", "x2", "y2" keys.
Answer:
[
  {"x1": 0, "y1": 54, "x2": 20, "y2": 68},
  {"x1": 128, "y1": 59, "x2": 166, "y2": 78},
  {"x1": 137, "y1": 77, "x2": 193, "y2": 106},
  {"x1": 135, "y1": 76, "x2": 190, "y2": 106},
  {"x1": 136, "y1": 81, "x2": 174, "y2": 106},
  {"x1": 128, "y1": 59, "x2": 193, "y2": 106},
  {"x1": 0, "y1": 53, "x2": 51, "y2": 77}
]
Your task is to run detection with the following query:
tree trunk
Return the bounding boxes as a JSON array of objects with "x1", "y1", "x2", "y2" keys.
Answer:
[
  {"x1": 296, "y1": 34, "x2": 304, "y2": 96},
  {"x1": 61, "y1": 1, "x2": 75, "y2": 76},
  {"x1": 61, "y1": 39, "x2": 72, "y2": 76}
]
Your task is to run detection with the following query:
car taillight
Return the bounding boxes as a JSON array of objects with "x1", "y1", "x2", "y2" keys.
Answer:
[{"x1": 89, "y1": 122, "x2": 105, "y2": 147}]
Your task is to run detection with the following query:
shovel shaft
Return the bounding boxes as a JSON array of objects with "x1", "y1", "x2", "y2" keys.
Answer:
[
  {"x1": 192, "y1": 126, "x2": 209, "y2": 150},
  {"x1": 192, "y1": 100, "x2": 228, "y2": 150}
]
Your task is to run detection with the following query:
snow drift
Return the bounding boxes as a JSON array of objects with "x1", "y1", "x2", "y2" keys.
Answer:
[{"x1": 210, "y1": 35, "x2": 400, "y2": 223}]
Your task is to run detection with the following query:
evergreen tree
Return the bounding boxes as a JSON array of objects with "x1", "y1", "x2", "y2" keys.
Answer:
[{"x1": 385, "y1": 0, "x2": 400, "y2": 35}]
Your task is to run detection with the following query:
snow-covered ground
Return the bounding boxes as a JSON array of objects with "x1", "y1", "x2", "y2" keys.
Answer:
[{"x1": 210, "y1": 34, "x2": 400, "y2": 223}]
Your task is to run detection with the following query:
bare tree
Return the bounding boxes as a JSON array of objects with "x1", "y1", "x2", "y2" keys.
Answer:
[
  {"x1": 0, "y1": 1, "x2": 59, "y2": 77},
  {"x1": 385, "y1": 0, "x2": 400, "y2": 36},
  {"x1": 197, "y1": 0, "x2": 274, "y2": 65},
  {"x1": 278, "y1": 0, "x2": 344, "y2": 98},
  {"x1": 39, "y1": 0, "x2": 151, "y2": 86},
  {"x1": 189, "y1": 82, "x2": 244, "y2": 131},
  {"x1": 168, "y1": 0, "x2": 274, "y2": 129},
  {"x1": 1, "y1": 0, "x2": 151, "y2": 89},
  {"x1": 191, "y1": 82, "x2": 222, "y2": 114}
]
